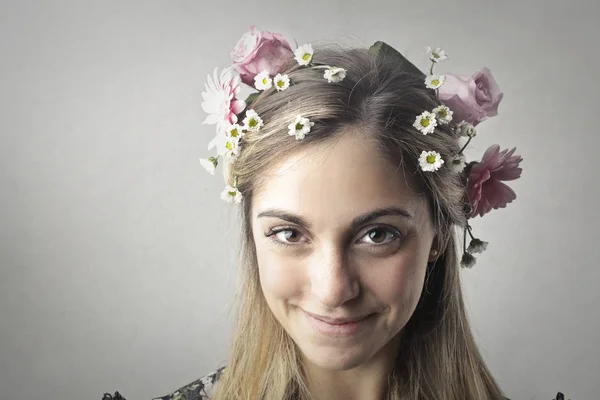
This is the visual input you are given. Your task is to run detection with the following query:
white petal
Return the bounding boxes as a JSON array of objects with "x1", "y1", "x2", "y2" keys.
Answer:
[{"x1": 199, "y1": 158, "x2": 216, "y2": 175}]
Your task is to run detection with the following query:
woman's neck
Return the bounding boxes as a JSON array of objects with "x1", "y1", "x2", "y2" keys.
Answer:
[{"x1": 301, "y1": 334, "x2": 401, "y2": 400}]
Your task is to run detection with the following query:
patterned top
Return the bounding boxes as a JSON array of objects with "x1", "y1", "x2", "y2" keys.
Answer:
[
  {"x1": 101, "y1": 367, "x2": 569, "y2": 400},
  {"x1": 151, "y1": 366, "x2": 225, "y2": 400}
]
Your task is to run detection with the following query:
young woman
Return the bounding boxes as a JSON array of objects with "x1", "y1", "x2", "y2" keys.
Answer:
[{"x1": 151, "y1": 27, "x2": 521, "y2": 400}]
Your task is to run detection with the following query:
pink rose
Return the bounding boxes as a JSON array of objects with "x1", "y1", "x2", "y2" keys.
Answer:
[
  {"x1": 231, "y1": 25, "x2": 294, "y2": 86},
  {"x1": 439, "y1": 68, "x2": 503, "y2": 126},
  {"x1": 467, "y1": 145, "x2": 523, "y2": 218}
]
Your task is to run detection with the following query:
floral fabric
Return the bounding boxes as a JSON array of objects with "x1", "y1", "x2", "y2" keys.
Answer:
[{"x1": 151, "y1": 366, "x2": 225, "y2": 400}]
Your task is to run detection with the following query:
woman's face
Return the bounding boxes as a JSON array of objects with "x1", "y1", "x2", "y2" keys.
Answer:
[{"x1": 251, "y1": 131, "x2": 438, "y2": 371}]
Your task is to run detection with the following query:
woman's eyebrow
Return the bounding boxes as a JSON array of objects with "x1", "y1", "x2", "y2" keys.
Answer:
[{"x1": 256, "y1": 206, "x2": 413, "y2": 230}]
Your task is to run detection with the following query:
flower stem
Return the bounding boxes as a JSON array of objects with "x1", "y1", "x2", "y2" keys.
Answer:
[
  {"x1": 467, "y1": 224, "x2": 476, "y2": 240},
  {"x1": 463, "y1": 225, "x2": 468, "y2": 253},
  {"x1": 458, "y1": 136, "x2": 473, "y2": 155},
  {"x1": 429, "y1": 62, "x2": 434, "y2": 75}
]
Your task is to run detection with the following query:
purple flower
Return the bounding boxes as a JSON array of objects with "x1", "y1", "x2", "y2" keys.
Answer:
[
  {"x1": 439, "y1": 68, "x2": 503, "y2": 126},
  {"x1": 467, "y1": 145, "x2": 523, "y2": 218},
  {"x1": 231, "y1": 26, "x2": 294, "y2": 87}
]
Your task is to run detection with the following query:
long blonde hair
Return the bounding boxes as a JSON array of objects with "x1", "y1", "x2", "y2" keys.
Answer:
[{"x1": 213, "y1": 45, "x2": 507, "y2": 400}]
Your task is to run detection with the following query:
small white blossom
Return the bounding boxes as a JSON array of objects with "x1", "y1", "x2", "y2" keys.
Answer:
[
  {"x1": 243, "y1": 109, "x2": 264, "y2": 132},
  {"x1": 467, "y1": 238, "x2": 489, "y2": 254},
  {"x1": 254, "y1": 70, "x2": 273, "y2": 91},
  {"x1": 221, "y1": 185, "x2": 242, "y2": 203},
  {"x1": 449, "y1": 153, "x2": 467, "y2": 173},
  {"x1": 288, "y1": 115, "x2": 315, "y2": 140},
  {"x1": 413, "y1": 111, "x2": 438, "y2": 135},
  {"x1": 199, "y1": 156, "x2": 218, "y2": 175},
  {"x1": 226, "y1": 123, "x2": 245, "y2": 140},
  {"x1": 294, "y1": 44, "x2": 314, "y2": 66},
  {"x1": 419, "y1": 150, "x2": 444, "y2": 172},
  {"x1": 460, "y1": 252, "x2": 477, "y2": 268},
  {"x1": 426, "y1": 46, "x2": 448, "y2": 63},
  {"x1": 274, "y1": 74, "x2": 290, "y2": 91},
  {"x1": 208, "y1": 132, "x2": 240, "y2": 158},
  {"x1": 455, "y1": 121, "x2": 477, "y2": 137},
  {"x1": 324, "y1": 67, "x2": 347, "y2": 83},
  {"x1": 425, "y1": 74, "x2": 446, "y2": 89},
  {"x1": 432, "y1": 105, "x2": 453, "y2": 124}
]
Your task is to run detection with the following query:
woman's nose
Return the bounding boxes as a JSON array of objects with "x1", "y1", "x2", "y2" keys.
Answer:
[{"x1": 308, "y1": 245, "x2": 360, "y2": 308}]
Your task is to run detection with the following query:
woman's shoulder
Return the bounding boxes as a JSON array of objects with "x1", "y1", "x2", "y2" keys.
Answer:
[{"x1": 151, "y1": 366, "x2": 226, "y2": 400}]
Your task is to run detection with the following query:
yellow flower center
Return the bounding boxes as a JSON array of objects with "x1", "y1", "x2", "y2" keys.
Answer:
[
  {"x1": 438, "y1": 109, "x2": 447, "y2": 118},
  {"x1": 432, "y1": 79, "x2": 440, "y2": 86},
  {"x1": 426, "y1": 154, "x2": 437, "y2": 164},
  {"x1": 230, "y1": 128, "x2": 239, "y2": 137},
  {"x1": 302, "y1": 53, "x2": 311, "y2": 61},
  {"x1": 421, "y1": 118, "x2": 430, "y2": 127},
  {"x1": 262, "y1": 77, "x2": 268, "y2": 85},
  {"x1": 225, "y1": 142, "x2": 233, "y2": 151},
  {"x1": 228, "y1": 191, "x2": 237, "y2": 197},
  {"x1": 295, "y1": 123, "x2": 304, "y2": 131},
  {"x1": 249, "y1": 118, "x2": 257, "y2": 128}
]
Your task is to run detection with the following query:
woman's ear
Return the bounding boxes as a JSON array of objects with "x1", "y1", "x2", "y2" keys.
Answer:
[{"x1": 428, "y1": 235, "x2": 444, "y2": 263}]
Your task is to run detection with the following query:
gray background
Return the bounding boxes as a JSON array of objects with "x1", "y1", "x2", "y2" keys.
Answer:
[{"x1": 0, "y1": 0, "x2": 598, "y2": 399}]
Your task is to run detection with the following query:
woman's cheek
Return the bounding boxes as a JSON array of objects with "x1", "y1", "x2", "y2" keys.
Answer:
[
  {"x1": 362, "y1": 250, "x2": 427, "y2": 309},
  {"x1": 257, "y1": 248, "x2": 305, "y2": 300}
]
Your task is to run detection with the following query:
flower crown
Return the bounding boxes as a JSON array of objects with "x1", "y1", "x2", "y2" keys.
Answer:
[{"x1": 198, "y1": 25, "x2": 523, "y2": 268}]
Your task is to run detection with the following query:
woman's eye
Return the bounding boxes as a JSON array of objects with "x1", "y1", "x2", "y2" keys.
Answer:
[
  {"x1": 275, "y1": 229, "x2": 301, "y2": 243},
  {"x1": 359, "y1": 228, "x2": 400, "y2": 245},
  {"x1": 265, "y1": 228, "x2": 303, "y2": 246}
]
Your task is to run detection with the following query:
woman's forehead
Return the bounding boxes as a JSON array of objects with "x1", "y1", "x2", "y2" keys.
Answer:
[{"x1": 252, "y1": 133, "x2": 430, "y2": 227}]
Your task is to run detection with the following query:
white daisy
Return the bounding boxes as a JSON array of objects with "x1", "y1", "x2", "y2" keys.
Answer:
[
  {"x1": 426, "y1": 46, "x2": 448, "y2": 63},
  {"x1": 467, "y1": 238, "x2": 489, "y2": 254},
  {"x1": 273, "y1": 74, "x2": 290, "y2": 91},
  {"x1": 324, "y1": 67, "x2": 347, "y2": 83},
  {"x1": 455, "y1": 121, "x2": 477, "y2": 137},
  {"x1": 432, "y1": 105, "x2": 453, "y2": 124},
  {"x1": 413, "y1": 111, "x2": 438, "y2": 135},
  {"x1": 226, "y1": 123, "x2": 245, "y2": 140},
  {"x1": 449, "y1": 153, "x2": 467, "y2": 173},
  {"x1": 221, "y1": 185, "x2": 242, "y2": 203},
  {"x1": 199, "y1": 156, "x2": 218, "y2": 175},
  {"x1": 294, "y1": 44, "x2": 314, "y2": 66},
  {"x1": 254, "y1": 70, "x2": 273, "y2": 91},
  {"x1": 243, "y1": 109, "x2": 264, "y2": 132},
  {"x1": 425, "y1": 74, "x2": 446, "y2": 89},
  {"x1": 288, "y1": 115, "x2": 315, "y2": 140},
  {"x1": 207, "y1": 133, "x2": 240, "y2": 158},
  {"x1": 419, "y1": 150, "x2": 445, "y2": 172}
]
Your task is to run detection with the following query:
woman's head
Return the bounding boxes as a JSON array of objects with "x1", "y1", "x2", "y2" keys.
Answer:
[
  {"x1": 232, "y1": 46, "x2": 465, "y2": 366},
  {"x1": 218, "y1": 45, "x2": 505, "y2": 399}
]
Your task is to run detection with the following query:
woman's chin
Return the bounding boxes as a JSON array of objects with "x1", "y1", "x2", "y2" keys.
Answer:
[{"x1": 299, "y1": 343, "x2": 372, "y2": 371}]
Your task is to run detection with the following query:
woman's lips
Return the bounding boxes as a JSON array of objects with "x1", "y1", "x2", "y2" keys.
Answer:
[{"x1": 302, "y1": 310, "x2": 375, "y2": 336}]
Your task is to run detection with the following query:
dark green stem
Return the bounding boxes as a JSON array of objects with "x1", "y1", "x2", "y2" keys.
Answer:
[
  {"x1": 467, "y1": 224, "x2": 475, "y2": 240},
  {"x1": 458, "y1": 136, "x2": 473, "y2": 155}
]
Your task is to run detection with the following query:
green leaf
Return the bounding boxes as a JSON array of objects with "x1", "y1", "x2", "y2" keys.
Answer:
[
  {"x1": 369, "y1": 41, "x2": 426, "y2": 79},
  {"x1": 244, "y1": 92, "x2": 260, "y2": 108}
]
